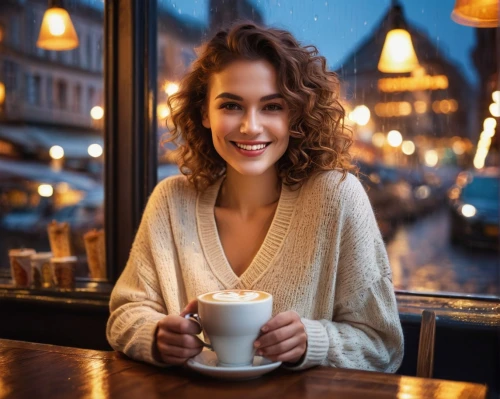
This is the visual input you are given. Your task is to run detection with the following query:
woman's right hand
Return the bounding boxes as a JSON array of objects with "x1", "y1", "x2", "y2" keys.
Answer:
[{"x1": 155, "y1": 301, "x2": 203, "y2": 365}]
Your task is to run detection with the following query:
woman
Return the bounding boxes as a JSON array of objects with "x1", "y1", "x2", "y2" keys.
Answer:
[{"x1": 106, "y1": 22, "x2": 404, "y2": 372}]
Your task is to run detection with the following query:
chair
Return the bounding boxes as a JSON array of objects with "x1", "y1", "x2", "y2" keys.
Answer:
[{"x1": 416, "y1": 310, "x2": 436, "y2": 378}]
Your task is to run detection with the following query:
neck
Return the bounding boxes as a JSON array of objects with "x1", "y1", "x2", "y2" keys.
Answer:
[{"x1": 217, "y1": 167, "x2": 281, "y2": 215}]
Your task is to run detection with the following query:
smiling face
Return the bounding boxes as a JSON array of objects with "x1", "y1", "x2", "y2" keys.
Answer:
[{"x1": 202, "y1": 59, "x2": 290, "y2": 179}]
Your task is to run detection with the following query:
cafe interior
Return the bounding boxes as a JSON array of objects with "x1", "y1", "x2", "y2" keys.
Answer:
[{"x1": 0, "y1": 0, "x2": 499, "y2": 398}]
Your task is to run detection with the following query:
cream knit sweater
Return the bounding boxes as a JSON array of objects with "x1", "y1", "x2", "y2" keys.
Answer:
[{"x1": 107, "y1": 171, "x2": 404, "y2": 372}]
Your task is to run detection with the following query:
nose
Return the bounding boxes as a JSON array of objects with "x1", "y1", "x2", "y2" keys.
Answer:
[{"x1": 240, "y1": 110, "x2": 263, "y2": 135}]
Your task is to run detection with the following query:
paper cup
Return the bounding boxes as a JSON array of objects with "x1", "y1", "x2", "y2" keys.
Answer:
[
  {"x1": 51, "y1": 256, "x2": 77, "y2": 289},
  {"x1": 31, "y1": 252, "x2": 53, "y2": 288},
  {"x1": 9, "y1": 249, "x2": 36, "y2": 287}
]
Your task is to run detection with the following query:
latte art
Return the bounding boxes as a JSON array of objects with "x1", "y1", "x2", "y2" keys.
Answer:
[
  {"x1": 213, "y1": 291, "x2": 259, "y2": 302},
  {"x1": 201, "y1": 290, "x2": 270, "y2": 303}
]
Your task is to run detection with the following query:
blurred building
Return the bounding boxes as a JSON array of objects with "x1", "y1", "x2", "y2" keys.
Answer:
[
  {"x1": 337, "y1": 2, "x2": 473, "y2": 169},
  {"x1": 0, "y1": 0, "x2": 104, "y2": 167}
]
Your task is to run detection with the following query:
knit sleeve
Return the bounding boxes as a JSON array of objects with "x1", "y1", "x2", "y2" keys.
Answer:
[
  {"x1": 106, "y1": 182, "x2": 171, "y2": 367},
  {"x1": 287, "y1": 175, "x2": 404, "y2": 372}
]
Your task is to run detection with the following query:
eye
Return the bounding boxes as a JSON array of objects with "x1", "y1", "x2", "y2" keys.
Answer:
[
  {"x1": 220, "y1": 102, "x2": 241, "y2": 111},
  {"x1": 263, "y1": 103, "x2": 283, "y2": 111}
]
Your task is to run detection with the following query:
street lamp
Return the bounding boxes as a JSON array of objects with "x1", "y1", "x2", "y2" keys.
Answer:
[
  {"x1": 37, "y1": 0, "x2": 79, "y2": 51},
  {"x1": 378, "y1": 0, "x2": 419, "y2": 73}
]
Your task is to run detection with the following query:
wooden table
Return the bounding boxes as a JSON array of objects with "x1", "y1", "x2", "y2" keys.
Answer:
[{"x1": 0, "y1": 339, "x2": 487, "y2": 399}]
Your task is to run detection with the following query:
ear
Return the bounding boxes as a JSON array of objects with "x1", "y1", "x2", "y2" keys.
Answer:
[{"x1": 201, "y1": 106, "x2": 211, "y2": 129}]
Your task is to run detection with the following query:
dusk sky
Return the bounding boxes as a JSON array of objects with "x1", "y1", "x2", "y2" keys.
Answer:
[{"x1": 159, "y1": 0, "x2": 478, "y2": 85}]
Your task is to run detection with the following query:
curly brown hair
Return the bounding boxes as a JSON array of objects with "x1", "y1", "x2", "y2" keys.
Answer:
[{"x1": 164, "y1": 22, "x2": 354, "y2": 191}]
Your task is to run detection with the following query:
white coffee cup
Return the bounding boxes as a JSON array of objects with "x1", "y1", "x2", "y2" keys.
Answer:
[{"x1": 185, "y1": 289, "x2": 273, "y2": 367}]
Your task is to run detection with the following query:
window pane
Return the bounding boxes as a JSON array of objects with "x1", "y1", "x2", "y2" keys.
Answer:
[
  {"x1": 156, "y1": 0, "x2": 499, "y2": 298},
  {"x1": 0, "y1": 0, "x2": 106, "y2": 288}
]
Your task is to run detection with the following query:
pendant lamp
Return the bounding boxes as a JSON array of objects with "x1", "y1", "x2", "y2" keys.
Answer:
[
  {"x1": 378, "y1": 1, "x2": 419, "y2": 73},
  {"x1": 451, "y1": 0, "x2": 499, "y2": 28},
  {"x1": 37, "y1": 0, "x2": 79, "y2": 51}
]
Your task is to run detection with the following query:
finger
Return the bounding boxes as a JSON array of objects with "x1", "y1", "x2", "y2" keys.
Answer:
[
  {"x1": 162, "y1": 316, "x2": 201, "y2": 335},
  {"x1": 180, "y1": 299, "x2": 199, "y2": 317},
  {"x1": 255, "y1": 323, "x2": 301, "y2": 348},
  {"x1": 157, "y1": 329, "x2": 204, "y2": 350},
  {"x1": 260, "y1": 311, "x2": 298, "y2": 333},
  {"x1": 257, "y1": 335, "x2": 303, "y2": 356},
  {"x1": 157, "y1": 341, "x2": 202, "y2": 359}
]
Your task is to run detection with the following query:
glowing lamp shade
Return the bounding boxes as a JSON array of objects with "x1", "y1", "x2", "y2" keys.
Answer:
[
  {"x1": 0, "y1": 82, "x2": 5, "y2": 105},
  {"x1": 378, "y1": 29, "x2": 419, "y2": 73},
  {"x1": 451, "y1": 0, "x2": 499, "y2": 28},
  {"x1": 37, "y1": 7, "x2": 79, "y2": 51}
]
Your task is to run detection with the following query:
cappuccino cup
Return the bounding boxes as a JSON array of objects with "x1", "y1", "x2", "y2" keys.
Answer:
[{"x1": 185, "y1": 289, "x2": 272, "y2": 367}]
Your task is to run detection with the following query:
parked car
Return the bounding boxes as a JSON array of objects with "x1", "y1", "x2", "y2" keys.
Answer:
[{"x1": 448, "y1": 168, "x2": 499, "y2": 249}]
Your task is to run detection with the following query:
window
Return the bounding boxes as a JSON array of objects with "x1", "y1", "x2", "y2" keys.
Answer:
[
  {"x1": 33, "y1": 75, "x2": 41, "y2": 106},
  {"x1": 96, "y1": 36, "x2": 103, "y2": 71},
  {"x1": 73, "y1": 84, "x2": 82, "y2": 113},
  {"x1": 0, "y1": 1, "x2": 105, "y2": 285},
  {"x1": 46, "y1": 76, "x2": 53, "y2": 108},
  {"x1": 56, "y1": 80, "x2": 67, "y2": 110},
  {"x1": 24, "y1": 8, "x2": 36, "y2": 54},
  {"x1": 88, "y1": 86, "x2": 95, "y2": 111},
  {"x1": 86, "y1": 34, "x2": 93, "y2": 69},
  {"x1": 155, "y1": 0, "x2": 499, "y2": 299}
]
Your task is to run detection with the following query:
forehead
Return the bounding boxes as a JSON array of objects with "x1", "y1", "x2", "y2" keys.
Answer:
[{"x1": 207, "y1": 59, "x2": 279, "y2": 97}]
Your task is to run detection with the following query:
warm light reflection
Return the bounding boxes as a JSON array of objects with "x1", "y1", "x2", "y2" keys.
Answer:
[
  {"x1": 157, "y1": 104, "x2": 171, "y2": 120},
  {"x1": 432, "y1": 99, "x2": 458, "y2": 114},
  {"x1": 483, "y1": 117, "x2": 497, "y2": 132},
  {"x1": 49, "y1": 145, "x2": 64, "y2": 160},
  {"x1": 493, "y1": 91, "x2": 500, "y2": 104},
  {"x1": 378, "y1": 75, "x2": 448, "y2": 92},
  {"x1": 489, "y1": 102, "x2": 500, "y2": 117},
  {"x1": 0, "y1": 82, "x2": 5, "y2": 104},
  {"x1": 372, "y1": 132, "x2": 386, "y2": 147},
  {"x1": 402, "y1": 140, "x2": 415, "y2": 155},
  {"x1": 38, "y1": 184, "x2": 54, "y2": 197},
  {"x1": 349, "y1": 105, "x2": 371, "y2": 126},
  {"x1": 452, "y1": 140, "x2": 466, "y2": 155},
  {"x1": 375, "y1": 101, "x2": 412, "y2": 117},
  {"x1": 461, "y1": 204, "x2": 477, "y2": 218},
  {"x1": 91, "y1": 106, "x2": 104, "y2": 120},
  {"x1": 387, "y1": 130, "x2": 403, "y2": 147},
  {"x1": 414, "y1": 101, "x2": 427, "y2": 114},
  {"x1": 88, "y1": 144, "x2": 103, "y2": 158},
  {"x1": 164, "y1": 82, "x2": 179, "y2": 96},
  {"x1": 424, "y1": 150, "x2": 438, "y2": 167},
  {"x1": 378, "y1": 29, "x2": 419, "y2": 73}
]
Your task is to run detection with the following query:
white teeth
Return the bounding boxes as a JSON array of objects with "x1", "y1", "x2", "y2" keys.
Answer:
[{"x1": 235, "y1": 143, "x2": 268, "y2": 151}]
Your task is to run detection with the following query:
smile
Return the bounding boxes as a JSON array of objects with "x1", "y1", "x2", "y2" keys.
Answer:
[{"x1": 232, "y1": 142, "x2": 270, "y2": 151}]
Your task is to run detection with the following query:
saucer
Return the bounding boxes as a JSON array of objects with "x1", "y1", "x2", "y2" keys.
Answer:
[{"x1": 186, "y1": 351, "x2": 281, "y2": 380}]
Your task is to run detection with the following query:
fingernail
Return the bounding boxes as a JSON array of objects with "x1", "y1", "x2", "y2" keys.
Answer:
[
  {"x1": 254, "y1": 341, "x2": 260, "y2": 348},
  {"x1": 261, "y1": 326, "x2": 268, "y2": 333}
]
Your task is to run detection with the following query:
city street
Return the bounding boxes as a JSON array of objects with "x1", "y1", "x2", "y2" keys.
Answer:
[{"x1": 386, "y1": 207, "x2": 500, "y2": 297}]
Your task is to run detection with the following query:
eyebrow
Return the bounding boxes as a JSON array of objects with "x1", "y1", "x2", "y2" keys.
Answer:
[{"x1": 214, "y1": 92, "x2": 283, "y2": 102}]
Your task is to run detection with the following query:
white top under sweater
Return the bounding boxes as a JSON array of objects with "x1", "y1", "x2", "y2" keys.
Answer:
[{"x1": 106, "y1": 170, "x2": 404, "y2": 372}]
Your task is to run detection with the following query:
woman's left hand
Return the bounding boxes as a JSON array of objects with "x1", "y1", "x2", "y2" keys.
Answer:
[{"x1": 253, "y1": 311, "x2": 307, "y2": 364}]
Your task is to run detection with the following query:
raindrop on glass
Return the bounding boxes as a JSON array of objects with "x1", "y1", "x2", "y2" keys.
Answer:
[{"x1": 314, "y1": 15, "x2": 318, "y2": 21}]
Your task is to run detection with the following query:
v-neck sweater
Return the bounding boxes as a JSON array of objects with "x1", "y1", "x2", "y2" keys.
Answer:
[{"x1": 107, "y1": 171, "x2": 404, "y2": 372}]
